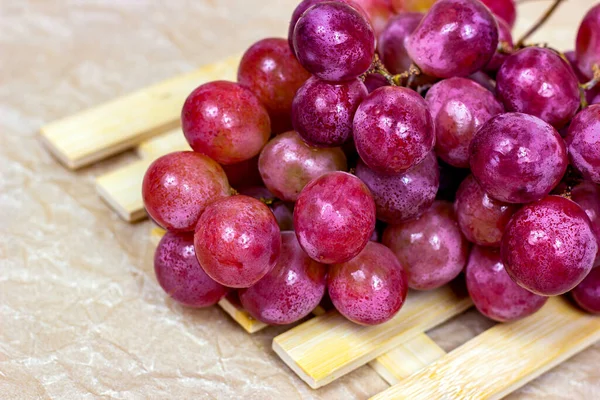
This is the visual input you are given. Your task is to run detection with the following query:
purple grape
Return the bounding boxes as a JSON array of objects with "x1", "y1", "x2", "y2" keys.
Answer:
[
  {"x1": 575, "y1": 3, "x2": 600, "y2": 80},
  {"x1": 468, "y1": 71, "x2": 496, "y2": 94},
  {"x1": 571, "y1": 181, "x2": 600, "y2": 265},
  {"x1": 484, "y1": 17, "x2": 513, "y2": 72},
  {"x1": 363, "y1": 73, "x2": 389, "y2": 93},
  {"x1": 480, "y1": 0, "x2": 516, "y2": 28},
  {"x1": 425, "y1": 77, "x2": 503, "y2": 168},
  {"x1": 294, "y1": 171, "x2": 376, "y2": 264},
  {"x1": 469, "y1": 113, "x2": 568, "y2": 204},
  {"x1": 293, "y1": 2, "x2": 375, "y2": 82},
  {"x1": 328, "y1": 241, "x2": 408, "y2": 325},
  {"x1": 565, "y1": 50, "x2": 600, "y2": 105},
  {"x1": 496, "y1": 47, "x2": 580, "y2": 130},
  {"x1": 239, "y1": 232, "x2": 327, "y2": 324},
  {"x1": 382, "y1": 201, "x2": 469, "y2": 290},
  {"x1": 566, "y1": 105, "x2": 600, "y2": 184},
  {"x1": 238, "y1": 186, "x2": 295, "y2": 231},
  {"x1": 353, "y1": 86, "x2": 435, "y2": 175},
  {"x1": 355, "y1": 152, "x2": 439, "y2": 223},
  {"x1": 292, "y1": 76, "x2": 368, "y2": 147},
  {"x1": 572, "y1": 267, "x2": 600, "y2": 314},
  {"x1": 378, "y1": 12, "x2": 423, "y2": 74},
  {"x1": 466, "y1": 246, "x2": 547, "y2": 322},
  {"x1": 405, "y1": 0, "x2": 499, "y2": 78},
  {"x1": 501, "y1": 195, "x2": 598, "y2": 296}
]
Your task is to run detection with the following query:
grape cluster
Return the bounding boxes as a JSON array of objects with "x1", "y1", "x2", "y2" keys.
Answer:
[{"x1": 143, "y1": 0, "x2": 600, "y2": 325}]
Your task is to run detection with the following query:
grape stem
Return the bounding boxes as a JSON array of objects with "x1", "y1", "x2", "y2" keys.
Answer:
[
  {"x1": 515, "y1": 0, "x2": 566, "y2": 48},
  {"x1": 363, "y1": 54, "x2": 421, "y2": 87},
  {"x1": 579, "y1": 64, "x2": 600, "y2": 108}
]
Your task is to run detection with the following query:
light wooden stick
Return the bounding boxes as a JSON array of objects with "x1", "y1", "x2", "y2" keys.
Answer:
[
  {"x1": 370, "y1": 297, "x2": 600, "y2": 400},
  {"x1": 218, "y1": 295, "x2": 269, "y2": 334},
  {"x1": 40, "y1": 56, "x2": 239, "y2": 169},
  {"x1": 136, "y1": 128, "x2": 189, "y2": 159}
]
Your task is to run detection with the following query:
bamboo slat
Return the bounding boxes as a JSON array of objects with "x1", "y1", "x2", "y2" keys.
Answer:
[
  {"x1": 135, "y1": 128, "x2": 189, "y2": 159},
  {"x1": 218, "y1": 294, "x2": 269, "y2": 334}
]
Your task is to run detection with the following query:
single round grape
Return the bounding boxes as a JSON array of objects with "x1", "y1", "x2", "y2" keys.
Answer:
[
  {"x1": 239, "y1": 232, "x2": 327, "y2": 325},
  {"x1": 238, "y1": 187, "x2": 295, "y2": 231},
  {"x1": 259, "y1": 131, "x2": 347, "y2": 201},
  {"x1": 154, "y1": 232, "x2": 229, "y2": 307},
  {"x1": 391, "y1": 0, "x2": 436, "y2": 13},
  {"x1": 566, "y1": 105, "x2": 600, "y2": 184},
  {"x1": 466, "y1": 246, "x2": 547, "y2": 322},
  {"x1": 405, "y1": 0, "x2": 499, "y2": 78},
  {"x1": 238, "y1": 38, "x2": 311, "y2": 134},
  {"x1": 355, "y1": 152, "x2": 439, "y2": 223},
  {"x1": 496, "y1": 47, "x2": 580, "y2": 130},
  {"x1": 565, "y1": 50, "x2": 600, "y2": 105},
  {"x1": 294, "y1": 171, "x2": 376, "y2": 264},
  {"x1": 469, "y1": 113, "x2": 568, "y2": 204},
  {"x1": 353, "y1": 0, "x2": 396, "y2": 36},
  {"x1": 222, "y1": 155, "x2": 262, "y2": 190},
  {"x1": 382, "y1": 201, "x2": 469, "y2": 290},
  {"x1": 437, "y1": 159, "x2": 470, "y2": 202},
  {"x1": 293, "y1": 2, "x2": 375, "y2": 82},
  {"x1": 363, "y1": 73, "x2": 389, "y2": 93},
  {"x1": 425, "y1": 77, "x2": 503, "y2": 168},
  {"x1": 484, "y1": 17, "x2": 513, "y2": 72},
  {"x1": 454, "y1": 175, "x2": 519, "y2": 247},
  {"x1": 480, "y1": 0, "x2": 516, "y2": 28},
  {"x1": 328, "y1": 241, "x2": 408, "y2": 325},
  {"x1": 142, "y1": 151, "x2": 230, "y2": 232},
  {"x1": 353, "y1": 86, "x2": 435, "y2": 175},
  {"x1": 378, "y1": 12, "x2": 423, "y2": 74},
  {"x1": 181, "y1": 81, "x2": 271, "y2": 164},
  {"x1": 575, "y1": 4, "x2": 600, "y2": 80},
  {"x1": 194, "y1": 195, "x2": 281, "y2": 288},
  {"x1": 572, "y1": 182, "x2": 600, "y2": 266},
  {"x1": 292, "y1": 76, "x2": 368, "y2": 147},
  {"x1": 572, "y1": 267, "x2": 600, "y2": 314},
  {"x1": 501, "y1": 195, "x2": 598, "y2": 296}
]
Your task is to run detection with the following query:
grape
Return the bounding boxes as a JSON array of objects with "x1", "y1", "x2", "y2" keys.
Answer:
[
  {"x1": 391, "y1": 0, "x2": 435, "y2": 13},
  {"x1": 238, "y1": 187, "x2": 295, "y2": 231},
  {"x1": 181, "y1": 81, "x2": 271, "y2": 164},
  {"x1": 363, "y1": 73, "x2": 389, "y2": 93},
  {"x1": 466, "y1": 246, "x2": 547, "y2": 322},
  {"x1": 328, "y1": 241, "x2": 408, "y2": 325},
  {"x1": 425, "y1": 77, "x2": 503, "y2": 168},
  {"x1": 565, "y1": 50, "x2": 600, "y2": 105},
  {"x1": 194, "y1": 195, "x2": 281, "y2": 288},
  {"x1": 239, "y1": 232, "x2": 327, "y2": 324},
  {"x1": 221, "y1": 155, "x2": 262, "y2": 190},
  {"x1": 154, "y1": 232, "x2": 230, "y2": 307},
  {"x1": 469, "y1": 113, "x2": 567, "y2": 204},
  {"x1": 480, "y1": 0, "x2": 516, "y2": 28},
  {"x1": 437, "y1": 159, "x2": 470, "y2": 201},
  {"x1": 292, "y1": 76, "x2": 367, "y2": 147},
  {"x1": 238, "y1": 38, "x2": 311, "y2": 134},
  {"x1": 382, "y1": 201, "x2": 469, "y2": 290},
  {"x1": 355, "y1": 152, "x2": 439, "y2": 223},
  {"x1": 378, "y1": 12, "x2": 424, "y2": 74},
  {"x1": 484, "y1": 17, "x2": 513, "y2": 72},
  {"x1": 572, "y1": 267, "x2": 600, "y2": 314},
  {"x1": 575, "y1": 3, "x2": 600, "y2": 80},
  {"x1": 293, "y1": 2, "x2": 375, "y2": 82},
  {"x1": 352, "y1": 0, "x2": 396, "y2": 36},
  {"x1": 565, "y1": 105, "x2": 600, "y2": 184},
  {"x1": 455, "y1": 175, "x2": 519, "y2": 247},
  {"x1": 496, "y1": 47, "x2": 580, "y2": 130},
  {"x1": 353, "y1": 86, "x2": 435, "y2": 175},
  {"x1": 405, "y1": 0, "x2": 499, "y2": 78},
  {"x1": 259, "y1": 131, "x2": 347, "y2": 201},
  {"x1": 142, "y1": 151, "x2": 230, "y2": 232},
  {"x1": 571, "y1": 182, "x2": 600, "y2": 266},
  {"x1": 501, "y1": 195, "x2": 598, "y2": 296},
  {"x1": 468, "y1": 71, "x2": 496, "y2": 94},
  {"x1": 294, "y1": 172, "x2": 376, "y2": 264}
]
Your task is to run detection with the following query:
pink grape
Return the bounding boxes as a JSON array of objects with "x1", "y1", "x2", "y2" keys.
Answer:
[
  {"x1": 353, "y1": 86, "x2": 435, "y2": 175},
  {"x1": 222, "y1": 155, "x2": 262, "y2": 190},
  {"x1": 194, "y1": 196, "x2": 281, "y2": 288},
  {"x1": 405, "y1": 0, "x2": 499, "y2": 78},
  {"x1": 378, "y1": 12, "x2": 423, "y2": 74},
  {"x1": 355, "y1": 152, "x2": 439, "y2": 223},
  {"x1": 294, "y1": 172, "x2": 376, "y2": 264},
  {"x1": 480, "y1": 0, "x2": 516, "y2": 28},
  {"x1": 238, "y1": 187, "x2": 295, "y2": 231},
  {"x1": 565, "y1": 50, "x2": 600, "y2": 105},
  {"x1": 353, "y1": 0, "x2": 396, "y2": 36},
  {"x1": 259, "y1": 131, "x2": 347, "y2": 201},
  {"x1": 566, "y1": 105, "x2": 600, "y2": 184},
  {"x1": 142, "y1": 151, "x2": 230, "y2": 232},
  {"x1": 363, "y1": 73, "x2": 389, "y2": 93},
  {"x1": 454, "y1": 175, "x2": 519, "y2": 247},
  {"x1": 382, "y1": 201, "x2": 469, "y2": 290},
  {"x1": 469, "y1": 113, "x2": 568, "y2": 204},
  {"x1": 572, "y1": 267, "x2": 600, "y2": 314},
  {"x1": 154, "y1": 232, "x2": 230, "y2": 307},
  {"x1": 181, "y1": 81, "x2": 271, "y2": 164},
  {"x1": 425, "y1": 77, "x2": 503, "y2": 168},
  {"x1": 575, "y1": 3, "x2": 600, "y2": 80},
  {"x1": 501, "y1": 195, "x2": 598, "y2": 296},
  {"x1": 239, "y1": 232, "x2": 327, "y2": 324},
  {"x1": 571, "y1": 182, "x2": 600, "y2": 266},
  {"x1": 466, "y1": 246, "x2": 547, "y2": 322},
  {"x1": 238, "y1": 38, "x2": 311, "y2": 134},
  {"x1": 485, "y1": 17, "x2": 513, "y2": 72},
  {"x1": 328, "y1": 241, "x2": 408, "y2": 325}
]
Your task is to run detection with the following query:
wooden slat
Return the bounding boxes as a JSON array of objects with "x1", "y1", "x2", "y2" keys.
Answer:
[
  {"x1": 40, "y1": 56, "x2": 239, "y2": 169},
  {"x1": 136, "y1": 128, "x2": 189, "y2": 159},
  {"x1": 272, "y1": 286, "x2": 472, "y2": 389},
  {"x1": 370, "y1": 297, "x2": 600, "y2": 400},
  {"x1": 218, "y1": 294, "x2": 269, "y2": 334}
]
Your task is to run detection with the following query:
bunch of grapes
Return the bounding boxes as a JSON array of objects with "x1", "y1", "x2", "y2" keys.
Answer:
[{"x1": 143, "y1": 0, "x2": 600, "y2": 326}]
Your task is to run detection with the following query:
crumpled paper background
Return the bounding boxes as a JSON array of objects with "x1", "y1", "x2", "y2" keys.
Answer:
[{"x1": 1, "y1": 0, "x2": 599, "y2": 398}]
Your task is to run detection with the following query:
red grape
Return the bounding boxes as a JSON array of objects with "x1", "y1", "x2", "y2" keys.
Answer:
[
  {"x1": 566, "y1": 105, "x2": 600, "y2": 184},
  {"x1": 181, "y1": 81, "x2": 271, "y2": 165},
  {"x1": 239, "y1": 232, "x2": 327, "y2": 324},
  {"x1": 353, "y1": 0, "x2": 396, "y2": 37},
  {"x1": 466, "y1": 246, "x2": 547, "y2": 322},
  {"x1": 382, "y1": 201, "x2": 469, "y2": 290},
  {"x1": 238, "y1": 187, "x2": 295, "y2": 231},
  {"x1": 328, "y1": 241, "x2": 408, "y2": 325},
  {"x1": 575, "y1": 3, "x2": 600, "y2": 80},
  {"x1": 565, "y1": 50, "x2": 600, "y2": 105},
  {"x1": 571, "y1": 181, "x2": 600, "y2": 266},
  {"x1": 353, "y1": 86, "x2": 435, "y2": 175},
  {"x1": 194, "y1": 195, "x2": 282, "y2": 288},
  {"x1": 378, "y1": 12, "x2": 424, "y2": 74},
  {"x1": 468, "y1": 71, "x2": 496, "y2": 94},
  {"x1": 221, "y1": 155, "x2": 262, "y2": 190},
  {"x1": 501, "y1": 196, "x2": 598, "y2": 296},
  {"x1": 142, "y1": 151, "x2": 230, "y2": 232},
  {"x1": 294, "y1": 172, "x2": 376, "y2": 264},
  {"x1": 154, "y1": 232, "x2": 229, "y2": 307},
  {"x1": 480, "y1": 0, "x2": 516, "y2": 28},
  {"x1": 484, "y1": 17, "x2": 513, "y2": 72},
  {"x1": 572, "y1": 267, "x2": 600, "y2": 314},
  {"x1": 363, "y1": 73, "x2": 390, "y2": 93}
]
